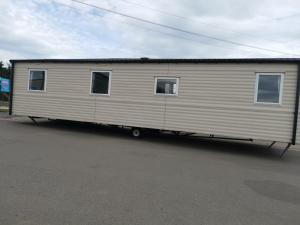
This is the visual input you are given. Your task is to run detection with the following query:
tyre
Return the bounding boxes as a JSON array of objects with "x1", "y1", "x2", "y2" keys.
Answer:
[
  {"x1": 132, "y1": 128, "x2": 142, "y2": 138},
  {"x1": 172, "y1": 131, "x2": 181, "y2": 136}
]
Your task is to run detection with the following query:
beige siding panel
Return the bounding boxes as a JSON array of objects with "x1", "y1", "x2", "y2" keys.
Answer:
[
  {"x1": 13, "y1": 62, "x2": 298, "y2": 143},
  {"x1": 13, "y1": 95, "x2": 95, "y2": 122},
  {"x1": 94, "y1": 100, "x2": 165, "y2": 129},
  {"x1": 164, "y1": 105, "x2": 293, "y2": 142}
]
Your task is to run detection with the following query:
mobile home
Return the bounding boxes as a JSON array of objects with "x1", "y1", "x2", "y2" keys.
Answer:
[{"x1": 9, "y1": 58, "x2": 300, "y2": 148}]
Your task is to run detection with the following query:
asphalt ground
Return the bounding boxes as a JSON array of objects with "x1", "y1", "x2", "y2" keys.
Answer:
[{"x1": 0, "y1": 115, "x2": 300, "y2": 225}]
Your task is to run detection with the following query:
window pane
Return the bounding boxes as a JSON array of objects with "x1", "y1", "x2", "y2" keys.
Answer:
[
  {"x1": 156, "y1": 78, "x2": 177, "y2": 95},
  {"x1": 92, "y1": 72, "x2": 110, "y2": 94},
  {"x1": 257, "y1": 75, "x2": 281, "y2": 103},
  {"x1": 29, "y1": 71, "x2": 45, "y2": 90}
]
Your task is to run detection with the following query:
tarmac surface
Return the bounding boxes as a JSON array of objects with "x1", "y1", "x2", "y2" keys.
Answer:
[{"x1": 0, "y1": 114, "x2": 300, "y2": 225}]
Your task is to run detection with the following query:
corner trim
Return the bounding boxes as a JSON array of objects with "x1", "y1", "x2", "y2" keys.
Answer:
[
  {"x1": 292, "y1": 64, "x2": 300, "y2": 144},
  {"x1": 9, "y1": 62, "x2": 14, "y2": 115}
]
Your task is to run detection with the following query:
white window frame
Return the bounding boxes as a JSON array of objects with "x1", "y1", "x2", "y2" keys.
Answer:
[
  {"x1": 154, "y1": 77, "x2": 179, "y2": 96},
  {"x1": 28, "y1": 69, "x2": 47, "y2": 92},
  {"x1": 254, "y1": 72, "x2": 284, "y2": 105},
  {"x1": 90, "y1": 71, "x2": 112, "y2": 96}
]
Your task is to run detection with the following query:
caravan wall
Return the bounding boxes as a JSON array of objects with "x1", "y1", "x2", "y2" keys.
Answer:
[{"x1": 12, "y1": 62, "x2": 299, "y2": 143}]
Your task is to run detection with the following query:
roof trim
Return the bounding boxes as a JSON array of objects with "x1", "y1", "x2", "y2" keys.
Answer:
[{"x1": 9, "y1": 58, "x2": 300, "y2": 64}]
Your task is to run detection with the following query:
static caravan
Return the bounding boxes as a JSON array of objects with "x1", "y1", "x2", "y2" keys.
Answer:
[{"x1": 9, "y1": 58, "x2": 300, "y2": 152}]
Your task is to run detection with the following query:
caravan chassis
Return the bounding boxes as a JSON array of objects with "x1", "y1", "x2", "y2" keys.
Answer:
[{"x1": 27, "y1": 116, "x2": 292, "y2": 158}]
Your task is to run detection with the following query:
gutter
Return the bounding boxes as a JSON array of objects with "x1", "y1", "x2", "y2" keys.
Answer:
[
  {"x1": 9, "y1": 58, "x2": 300, "y2": 64},
  {"x1": 292, "y1": 63, "x2": 300, "y2": 144}
]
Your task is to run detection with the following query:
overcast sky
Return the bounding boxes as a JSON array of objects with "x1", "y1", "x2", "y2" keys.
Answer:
[{"x1": 1, "y1": 0, "x2": 300, "y2": 63}]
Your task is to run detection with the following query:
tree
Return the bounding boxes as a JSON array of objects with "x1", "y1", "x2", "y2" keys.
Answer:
[{"x1": 0, "y1": 61, "x2": 11, "y2": 79}]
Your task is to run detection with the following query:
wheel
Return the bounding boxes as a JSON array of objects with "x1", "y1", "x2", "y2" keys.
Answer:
[
  {"x1": 132, "y1": 128, "x2": 142, "y2": 138},
  {"x1": 172, "y1": 131, "x2": 181, "y2": 136}
]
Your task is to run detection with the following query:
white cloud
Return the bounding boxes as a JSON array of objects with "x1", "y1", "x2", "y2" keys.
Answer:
[{"x1": 0, "y1": 0, "x2": 300, "y2": 63}]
